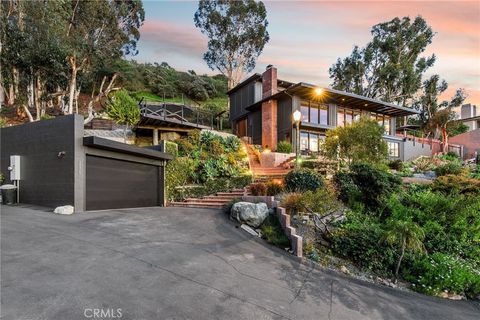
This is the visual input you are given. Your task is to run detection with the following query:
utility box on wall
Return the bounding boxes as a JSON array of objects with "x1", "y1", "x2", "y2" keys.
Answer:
[{"x1": 9, "y1": 155, "x2": 21, "y2": 180}]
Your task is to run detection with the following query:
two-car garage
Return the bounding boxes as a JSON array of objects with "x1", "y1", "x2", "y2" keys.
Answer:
[
  {"x1": 0, "y1": 115, "x2": 172, "y2": 212},
  {"x1": 83, "y1": 136, "x2": 171, "y2": 211}
]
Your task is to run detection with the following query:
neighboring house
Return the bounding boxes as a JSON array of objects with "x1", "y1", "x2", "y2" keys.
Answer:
[
  {"x1": 459, "y1": 103, "x2": 479, "y2": 131},
  {"x1": 227, "y1": 65, "x2": 420, "y2": 161},
  {"x1": 449, "y1": 129, "x2": 480, "y2": 160}
]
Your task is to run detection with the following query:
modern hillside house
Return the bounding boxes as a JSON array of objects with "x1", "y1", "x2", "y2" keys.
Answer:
[{"x1": 228, "y1": 65, "x2": 420, "y2": 160}]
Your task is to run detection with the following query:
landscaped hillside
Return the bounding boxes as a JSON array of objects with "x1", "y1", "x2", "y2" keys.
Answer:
[{"x1": 119, "y1": 60, "x2": 228, "y2": 114}]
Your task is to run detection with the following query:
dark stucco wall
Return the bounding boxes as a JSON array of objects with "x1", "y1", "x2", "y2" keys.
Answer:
[{"x1": 0, "y1": 115, "x2": 78, "y2": 208}]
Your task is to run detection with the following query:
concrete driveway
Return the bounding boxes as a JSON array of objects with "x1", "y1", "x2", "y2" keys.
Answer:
[{"x1": 1, "y1": 205, "x2": 479, "y2": 320}]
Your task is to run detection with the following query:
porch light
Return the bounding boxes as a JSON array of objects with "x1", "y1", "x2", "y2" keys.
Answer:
[
  {"x1": 293, "y1": 110, "x2": 302, "y2": 122},
  {"x1": 315, "y1": 88, "x2": 323, "y2": 95}
]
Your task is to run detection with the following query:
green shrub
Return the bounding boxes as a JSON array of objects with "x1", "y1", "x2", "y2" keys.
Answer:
[
  {"x1": 165, "y1": 157, "x2": 197, "y2": 201},
  {"x1": 300, "y1": 160, "x2": 317, "y2": 169},
  {"x1": 342, "y1": 163, "x2": 402, "y2": 212},
  {"x1": 280, "y1": 192, "x2": 305, "y2": 216},
  {"x1": 285, "y1": 168, "x2": 324, "y2": 192},
  {"x1": 432, "y1": 175, "x2": 480, "y2": 196},
  {"x1": 302, "y1": 187, "x2": 341, "y2": 216},
  {"x1": 266, "y1": 180, "x2": 284, "y2": 196},
  {"x1": 276, "y1": 140, "x2": 292, "y2": 153},
  {"x1": 470, "y1": 165, "x2": 480, "y2": 179},
  {"x1": 404, "y1": 253, "x2": 480, "y2": 299},
  {"x1": 329, "y1": 212, "x2": 397, "y2": 275},
  {"x1": 442, "y1": 152, "x2": 460, "y2": 161},
  {"x1": 250, "y1": 182, "x2": 267, "y2": 196},
  {"x1": 388, "y1": 159, "x2": 404, "y2": 171},
  {"x1": 434, "y1": 162, "x2": 463, "y2": 177},
  {"x1": 261, "y1": 215, "x2": 290, "y2": 247},
  {"x1": 333, "y1": 171, "x2": 360, "y2": 204},
  {"x1": 165, "y1": 141, "x2": 178, "y2": 157}
]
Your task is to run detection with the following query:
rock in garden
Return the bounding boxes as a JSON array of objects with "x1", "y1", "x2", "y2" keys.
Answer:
[
  {"x1": 230, "y1": 202, "x2": 268, "y2": 228},
  {"x1": 53, "y1": 205, "x2": 74, "y2": 215},
  {"x1": 240, "y1": 224, "x2": 259, "y2": 236}
]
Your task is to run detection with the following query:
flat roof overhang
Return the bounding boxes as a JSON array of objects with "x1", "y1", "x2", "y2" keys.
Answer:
[
  {"x1": 247, "y1": 83, "x2": 419, "y2": 117},
  {"x1": 83, "y1": 136, "x2": 173, "y2": 161}
]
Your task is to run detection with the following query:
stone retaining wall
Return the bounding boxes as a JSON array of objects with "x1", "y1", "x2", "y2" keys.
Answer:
[{"x1": 276, "y1": 207, "x2": 303, "y2": 258}]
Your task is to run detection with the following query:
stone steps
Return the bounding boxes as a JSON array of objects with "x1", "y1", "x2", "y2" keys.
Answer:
[{"x1": 169, "y1": 188, "x2": 247, "y2": 209}]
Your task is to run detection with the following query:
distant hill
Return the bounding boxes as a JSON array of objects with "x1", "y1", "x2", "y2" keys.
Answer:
[{"x1": 119, "y1": 61, "x2": 228, "y2": 114}]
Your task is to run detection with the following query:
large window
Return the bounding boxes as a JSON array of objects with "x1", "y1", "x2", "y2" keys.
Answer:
[
  {"x1": 299, "y1": 131, "x2": 325, "y2": 153},
  {"x1": 388, "y1": 142, "x2": 399, "y2": 158},
  {"x1": 337, "y1": 108, "x2": 361, "y2": 126},
  {"x1": 301, "y1": 104, "x2": 309, "y2": 122},
  {"x1": 300, "y1": 132, "x2": 309, "y2": 151},
  {"x1": 300, "y1": 101, "x2": 328, "y2": 125},
  {"x1": 337, "y1": 109, "x2": 344, "y2": 127},
  {"x1": 371, "y1": 112, "x2": 391, "y2": 135}
]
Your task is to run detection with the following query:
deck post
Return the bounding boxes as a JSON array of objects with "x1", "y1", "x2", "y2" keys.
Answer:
[{"x1": 153, "y1": 129, "x2": 159, "y2": 145}]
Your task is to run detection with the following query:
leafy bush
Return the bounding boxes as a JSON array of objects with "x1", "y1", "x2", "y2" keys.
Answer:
[
  {"x1": 285, "y1": 168, "x2": 324, "y2": 192},
  {"x1": 280, "y1": 192, "x2": 305, "y2": 216},
  {"x1": 329, "y1": 212, "x2": 397, "y2": 275},
  {"x1": 323, "y1": 117, "x2": 388, "y2": 165},
  {"x1": 276, "y1": 140, "x2": 292, "y2": 153},
  {"x1": 261, "y1": 215, "x2": 290, "y2": 247},
  {"x1": 266, "y1": 180, "x2": 284, "y2": 196},
  {"x1": 300, "y1": 160, "x2": 316, "y2": 169},
  {"x1": 250, "y1": 182, "x2": 267, "y2": 196},
  {"x1": 442, "y1": 152, "x2": 460, "y2": 161},
  {"x1": 432, "y1": 175, "x2": 480, "y2": 196},
  {"x1": 302, "y1": 187, "x2": 342, "y2": 216},
  {"x1": 404, "y1": 253, "x2": 480, "y2": 299},
  {"x1": 347, "y1": 163, "x2": 401, "y2": 212},
  {"x1": 165, "y1": 141, "x2": 178, "y2": 157},
  {"x1": 165, "y1": 157, "x2": 196, "y2": 201},
  {"x1": 470, "y1": 165, "x2": 480, "y2": 179},
  {"x1": 333, "y1": 171, "x2": 360, "y2": 204},
  {"x1": 388, "y1": 159, "x2": 404, "y2": 171},
  {"x1": 434, "y1": 162, "x2": 463, "y2": 177}
]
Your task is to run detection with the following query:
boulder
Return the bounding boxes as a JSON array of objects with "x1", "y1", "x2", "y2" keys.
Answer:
[
  {"x1": 53, "y1": 205, "x2": 74, "y2": 215},
  {"x1": 231, "y1": 202, "x2": 268, "y2": 228}
]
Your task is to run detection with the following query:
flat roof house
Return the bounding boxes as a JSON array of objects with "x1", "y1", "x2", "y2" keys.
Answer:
[{"x1": 228, "y1": 65, "x2": 420, "y2": 161}]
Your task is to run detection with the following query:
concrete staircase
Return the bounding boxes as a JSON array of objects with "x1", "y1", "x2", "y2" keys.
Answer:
[{"x1": 169, "y1": 189, "x2": 248, "y2": 209}]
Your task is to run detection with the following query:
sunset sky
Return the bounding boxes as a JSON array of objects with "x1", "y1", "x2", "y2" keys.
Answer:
[{"x1": 135, "y1": 1, "x2": 480, "y2": 107}]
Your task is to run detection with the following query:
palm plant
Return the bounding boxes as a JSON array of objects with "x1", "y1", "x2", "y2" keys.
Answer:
[{"x1": 382, "y1": 219, "x2": 425, "y2": 282}]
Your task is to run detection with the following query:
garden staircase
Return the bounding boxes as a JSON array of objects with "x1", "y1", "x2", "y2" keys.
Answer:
[
  {"x1": 243, "y1": 141, "x2": 292, "y2": 182},
  {"x1": 169, "y1": 188, "x2": 249, "y2": 209}
]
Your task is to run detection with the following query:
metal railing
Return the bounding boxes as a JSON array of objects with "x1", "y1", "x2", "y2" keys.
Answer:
[{"x1": 139, "y1": 101, "x2": 216, "y2": 129}]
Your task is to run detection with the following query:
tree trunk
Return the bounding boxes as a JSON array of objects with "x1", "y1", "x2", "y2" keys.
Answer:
[
  {"x1": 394, "y1": 239, "x2": 406, "y2": 283},
  {"x1": 67, "y1": 65, "x2": 77, "y2": 114},
  {"x1": 441, "y1": 127, "x2": 448, "y2": 153},
  {"x1": 35, "y1": 75, "x2": 42, "y2": 121},
  {"x1": 23, "y1": 104, "x2": 34, "y2": 122}
]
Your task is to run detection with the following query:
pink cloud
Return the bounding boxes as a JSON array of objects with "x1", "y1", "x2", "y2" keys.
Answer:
[{"x1": 139, "y1": 20, "x2": 207, "y2": 57}]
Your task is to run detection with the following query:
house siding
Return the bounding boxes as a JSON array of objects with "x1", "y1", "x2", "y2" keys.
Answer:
[
  {"x1": 229, "y1": 81, "x2": 257, "y2": 122},
  {"x1": 277, "y1": 96, "x2": 293, "y2": 142},
  {"x1": 248, "y1": 109, "x2": 262, "y2": 145}
]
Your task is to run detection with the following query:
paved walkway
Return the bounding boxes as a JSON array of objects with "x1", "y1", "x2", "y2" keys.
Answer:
[{"x1": 1, "y1": 205, "x2": 479, "y2": 320}]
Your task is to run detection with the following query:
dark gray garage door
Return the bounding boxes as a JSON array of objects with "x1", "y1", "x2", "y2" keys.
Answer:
[{"x1": 86, "y1": 155, "x2": 162, "y2": 210}]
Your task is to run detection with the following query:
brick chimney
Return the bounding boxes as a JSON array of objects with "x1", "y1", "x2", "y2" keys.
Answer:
[{"x1": 261, "y1": 65, "x2": 278, "y2": 150}]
